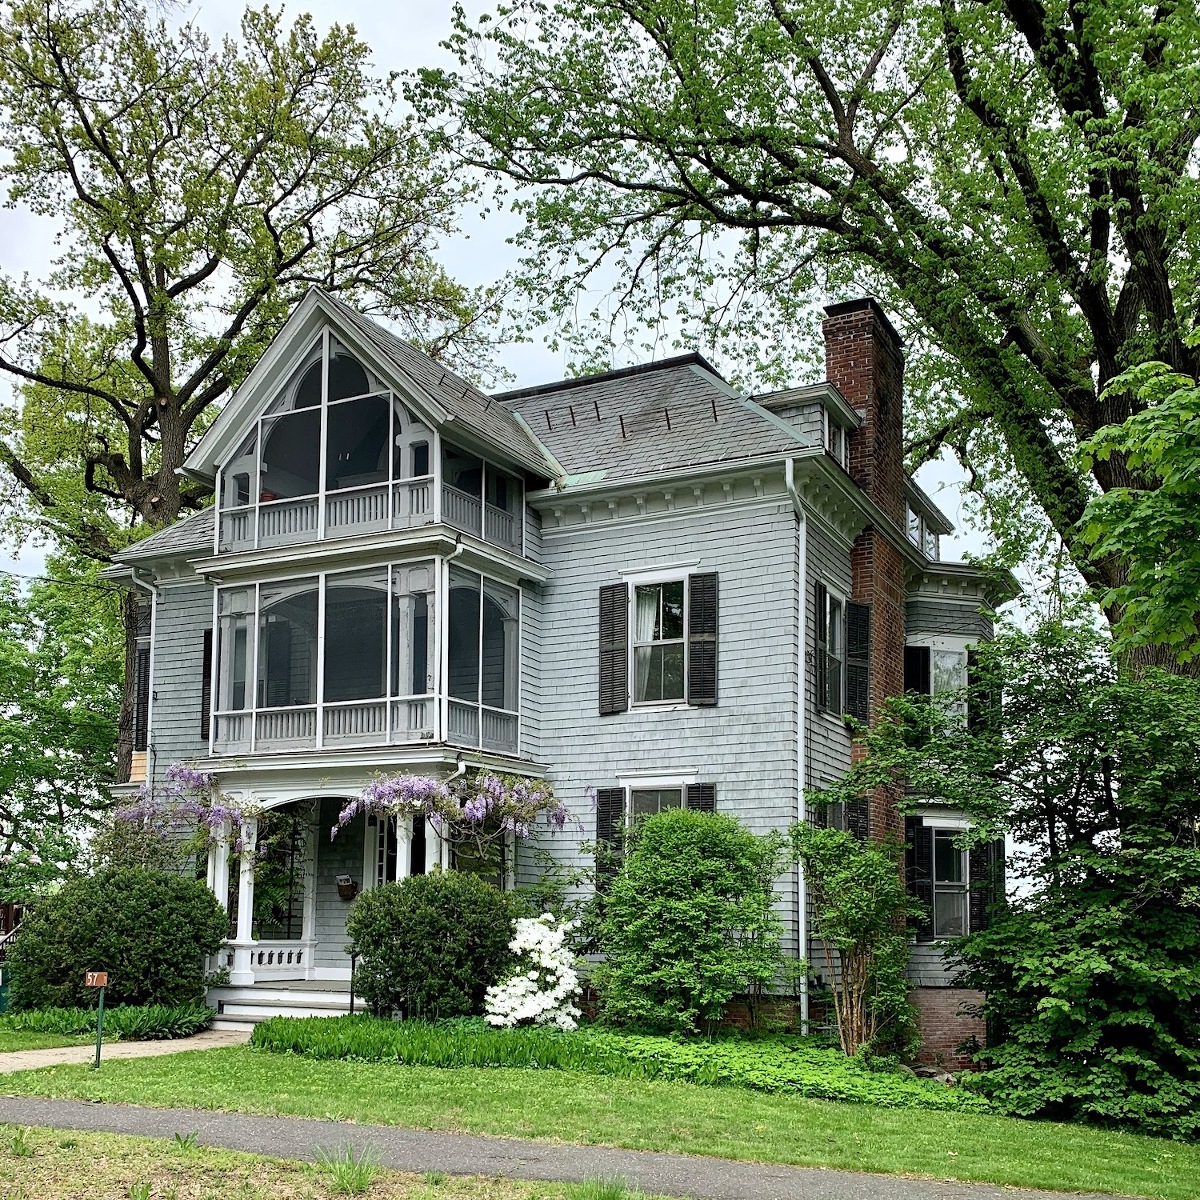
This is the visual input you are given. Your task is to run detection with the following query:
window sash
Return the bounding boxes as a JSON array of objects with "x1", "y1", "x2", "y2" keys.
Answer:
[{"x1": 632, "y1": 580, "x2": 687, "y2": 704}]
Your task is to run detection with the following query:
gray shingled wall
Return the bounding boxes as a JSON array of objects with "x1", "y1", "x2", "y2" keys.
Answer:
[
  {"x1": 905, "y1": 598, "x2": 992, "y2": 642},
  {"x1": 312, "y1": 799, "x2": 363, "y2": 972},
  {"x1": 148, "y1": 580, "x2": 213, "y2": 780},
  {"x1": 517, "y1": 497, "x2": 802, "y2": 943}
]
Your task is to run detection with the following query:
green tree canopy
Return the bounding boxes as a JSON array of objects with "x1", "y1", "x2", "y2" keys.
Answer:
[
  {"x1": 416, "y1": 0, "x2": 1200, "y2": 624},
  {"x1": 0, "y1": 553, "x2": 122, "y2": 901},
  {"x1": 0, "y1": 0, "x2": 484, "y2": 563}
]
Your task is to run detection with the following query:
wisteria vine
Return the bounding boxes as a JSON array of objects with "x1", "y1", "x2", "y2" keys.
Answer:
[{"x1": 333, "y1": 770, "x2": 576, "y2": 861}]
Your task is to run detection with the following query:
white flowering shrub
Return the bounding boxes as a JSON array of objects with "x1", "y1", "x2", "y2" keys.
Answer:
[{"x1": 484, "y1": 914, "x2": 582, "y2": 1030}]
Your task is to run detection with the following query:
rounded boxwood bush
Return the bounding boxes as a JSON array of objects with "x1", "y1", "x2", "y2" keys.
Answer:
[
  {"x1": 347, "y1": 872, "x2": 514, "y2": 1019},
  {"x1": 8, "y1": 867, "x2": 227, "y2": 1010}
]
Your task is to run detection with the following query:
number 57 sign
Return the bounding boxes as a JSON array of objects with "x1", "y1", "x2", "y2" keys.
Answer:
[{"x1": 85, "y1": 970, "x2": 108, "y2": 1067}]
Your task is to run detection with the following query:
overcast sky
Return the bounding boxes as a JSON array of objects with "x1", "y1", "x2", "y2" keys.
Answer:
[{"x1": 0, "y1": 0, "x2": 995, "y2": 583}]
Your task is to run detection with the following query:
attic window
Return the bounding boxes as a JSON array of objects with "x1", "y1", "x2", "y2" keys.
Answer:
[{"x1": 823, "y1": 410, "x2": 849, "y2": 468}]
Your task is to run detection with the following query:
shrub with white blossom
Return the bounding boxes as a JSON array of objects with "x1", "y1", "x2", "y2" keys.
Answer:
[{"x1": 485, "y1": 915, "x2": 582, "y2": 1030}]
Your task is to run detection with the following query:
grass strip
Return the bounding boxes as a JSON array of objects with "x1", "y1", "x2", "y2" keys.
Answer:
[
  {"x1": 250, "y1": 1016, "x2": 987, "y2": 1112},
  {"x1": 0, "y1": 1123, "x2": 655, "y2": 1200},
  {"x1": 1, "y1": 1046, "x2": 1195, "y2": 1199}
]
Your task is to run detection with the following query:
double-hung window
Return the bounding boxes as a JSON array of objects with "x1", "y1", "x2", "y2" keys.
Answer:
[
  {"x1": 932, "y1": 828, "x2": 969, "y2": 938},
  {"x1": 815, "y1": 582, "x2": 844, "y2": 714},
  {"x1": 633, "y1": 581, "x2": 686, "y2": 704}
]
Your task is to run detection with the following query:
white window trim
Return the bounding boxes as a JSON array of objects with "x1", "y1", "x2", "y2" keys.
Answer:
[
  {"x1": 616, "y1": 773, "x2": 697, "y2": 823},
  {"x1": 822, "y1": 407, "x2": 849, "y2": 468},
  {"x1": 628, "y1": 570, "x2": 690, "y2": 709},
  {"x1": 931, "y1": 825, "x2": 971, "y2": 940}
]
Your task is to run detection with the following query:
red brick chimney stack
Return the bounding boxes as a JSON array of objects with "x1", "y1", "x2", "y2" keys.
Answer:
[{"x1": 822, "y1": 297, "x2": 906, "y2": 842}]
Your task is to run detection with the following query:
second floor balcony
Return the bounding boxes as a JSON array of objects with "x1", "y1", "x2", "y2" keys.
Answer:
[{"x1": 211, "y1": 559, "x2": 522, "y2": 759}]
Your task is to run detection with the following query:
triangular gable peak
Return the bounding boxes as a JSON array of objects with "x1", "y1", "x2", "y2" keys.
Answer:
[{"x1": 183, "y1": 288, "x2": 554, "y2": 487}]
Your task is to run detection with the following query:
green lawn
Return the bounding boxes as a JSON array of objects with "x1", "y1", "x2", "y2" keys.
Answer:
[
  {"x1": 1, "y1": 1046, "x2": 1196, "y2": 1198},
  {"x1": 0, "y1": 1030, "x2": 90, "y2": 1053}
]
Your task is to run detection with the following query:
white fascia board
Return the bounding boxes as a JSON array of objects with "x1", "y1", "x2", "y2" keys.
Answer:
[
  {"x1": 182, "y1": 290, "x2": 451, "y2": 483},
  {"x1": 903, "y1": 475, "x2": 955, "y2": 536},
  {"x1": 526, "y1": 450, "x2": 815, "y2": 505},
  {"x1": 187, "y1": 524, "x2": 550, "y2": 587},
  {"x1": 756, "y1": 381, "x2": 862, "y2": 430}
]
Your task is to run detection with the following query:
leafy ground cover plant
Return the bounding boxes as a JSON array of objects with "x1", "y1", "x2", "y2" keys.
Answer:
[
  {"x1": 596, "y1": 809, "x2": 785, "y2": 1033},
  {"x1": 346, "y1": 872, "x2": 514, "y2": 1019},
  {"x1": 0, "y1": 1002, "x2": 213, "y2": 1040},
  {"x1": 7, "y1": 867, "x2": 227, "y2": 1009},
  {"x1": 250, "y1": 1016, "x2": 986, "y2": 1112}
]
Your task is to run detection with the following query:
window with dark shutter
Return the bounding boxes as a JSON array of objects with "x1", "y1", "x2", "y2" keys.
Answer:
[
  {"x1": 968, "y1": 838, "x2": 1006, "y2": 932},
  {"x1": 904, "y1": 815, "x2": 933, "y2": 937},
  {"x1": 967, "y1": 650, "x2": 999, "y2": 733},
  {"x1": 814, "y1": 581, "x2": 828, "y2": 711},
  {"x1": 845, "y1": 601, "x2": 870, "y2": 721},
  {"x1": 598, "y1": 583, "x2": 629, "y2": 715},
  {"x1": 594, "y1": 786, "x2": 625, "y2": 889},
  {"x1": 904, "y1": 645, "x2": 931, "y2": 694},
  {"x1": 686, "y1": 573, "x2": 718, "y2": 706},
  {"x1": 133, "y1": 645, "x2": 151, "y2": 752},
  {"x1": 685, "y1": 783, "x2": 716, "y2": 812},
  {"x1": 200, "y1": 628, "x2": 213, "y2": 743}
]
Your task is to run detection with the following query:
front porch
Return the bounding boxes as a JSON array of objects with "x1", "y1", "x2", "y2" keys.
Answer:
[{"x1": 205, "y1": 795, "x2": 452, "y2": 992}]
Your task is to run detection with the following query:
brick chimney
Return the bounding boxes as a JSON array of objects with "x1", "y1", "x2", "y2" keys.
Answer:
[{"x1": 823, "y1": 298, "x2": 906, "y2": 842}]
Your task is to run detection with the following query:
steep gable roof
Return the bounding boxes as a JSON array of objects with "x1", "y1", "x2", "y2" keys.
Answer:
[
  {"x1": 183, "y1": 288, "x2": 555, "y2": 484},
  {"x1": 497, "y1": 355, "x2": 816, "y2": 483}
]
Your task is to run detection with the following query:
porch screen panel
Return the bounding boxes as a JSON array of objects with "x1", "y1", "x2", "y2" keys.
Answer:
[
  {"x1": 325, "y1": 392, "x2": 391, "y2": 491},
  {"x1": 324, "y1": 568, "x2": 388, "y2": 702},
  {"x1": 260, "y1": 408, "x2": 321, "y2": 500},
  {"x1": 216, "y1": 588, "x2": 254, "y2": 711},
  {"x1": 257, "y1": 579, "x2": 318, "y2": 707},
  {"x1": 448, "y1": 567, "x2": 481, "y2": 702},
  {"x1": 481, "y1": 579, "x2": 519, "y2": 711},
  {"x1": 391, "y1": 561, "x2": 437, "y2": 696}
]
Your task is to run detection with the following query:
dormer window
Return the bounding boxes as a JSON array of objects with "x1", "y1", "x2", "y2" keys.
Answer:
[{"x1": 823, "y1": 409, "x2": 849, "y2": 469}]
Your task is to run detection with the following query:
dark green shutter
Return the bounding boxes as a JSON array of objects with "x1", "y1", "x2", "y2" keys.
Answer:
[
  {"x1": 598, "y1": 583, "x2": 629, "y2": 715},
  {"x1": 845, "y1": 601, "x2": 870, "y2": 721},
  {"x1": 814, "y1": 581, "x2": 829, "y2": 711},
  {"x1": 686, "y1": 783, "x2": 716, "y2": 812},
  {"x1": 200, "y1": 628, "x2": 213, "y2": 742},
  {"x1": 133, "y1": 645, "x2": 151, "y2": 752},
  {"x1": 594, "y1": 786, "x2": 625, "y2": 889},
  {"x1": 905, "y1": 815, "x2": 933, "y2": 936},
  {"x1": 969, "y1": 838, "x2": 1005, "y2": 932},
  {"x1": 686, "y1": 573, "x2": 718, "y2": 706}
]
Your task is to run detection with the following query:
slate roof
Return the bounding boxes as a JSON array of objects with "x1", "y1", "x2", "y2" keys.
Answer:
[
  {"x1": 319, "y1": 292, "x2": 554, "y2": 479},
  {"x1": 497, "y1": 355, "x2": 815, "y2": 483},
  {"x1": 116, "y1": 507, "x2": 215, "y2": 562}
]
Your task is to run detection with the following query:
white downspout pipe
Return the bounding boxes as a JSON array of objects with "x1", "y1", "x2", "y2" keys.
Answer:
[{"x1": 785, "y1": 459, "x2": 810, "y2": 1031}]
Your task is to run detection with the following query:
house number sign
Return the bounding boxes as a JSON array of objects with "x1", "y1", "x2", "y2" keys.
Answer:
[{"x1": 85, "y1": 971, "x2": 108, "y2": 1068}]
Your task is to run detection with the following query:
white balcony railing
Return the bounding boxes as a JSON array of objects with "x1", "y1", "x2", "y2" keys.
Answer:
[
  {"x1": 394, "y1": 477, "x2": 434, "y2": 527},
  {"x1": 448, "y1": 699, "x2": 519, "y2": 754},
  {"x1": 485, "y1": 503, "x2": 520, "y2": 550},
  {"x1": 442, "y1": 484, "x2": 483, "y2": 536},
  {"x1": 323, "y1": 699, "x2": 388, "y2": 745},
  {"x1": 258, "y1": 496, "x2": 319, "y2": 548},
  {"x1": 326, "y1": 484, "x2": 389, "y2": 535}
]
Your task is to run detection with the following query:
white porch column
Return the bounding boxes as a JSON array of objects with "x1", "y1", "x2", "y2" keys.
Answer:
[
  {"x1": 301, "y1": 809, "x2": 319, "y2": 979},
  {"x1": 209, "y1": 821, "x2": 231, "y2": 910},
  {"x1": 229, "y1": 816, "x2": 258, "y2": 986}
]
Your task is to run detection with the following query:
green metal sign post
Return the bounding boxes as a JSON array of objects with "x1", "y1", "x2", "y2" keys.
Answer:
[{"x1": 85, "y1": 971, "x2": 108, "y2": 1069}]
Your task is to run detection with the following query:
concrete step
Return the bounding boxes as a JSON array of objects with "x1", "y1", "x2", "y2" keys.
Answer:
[{"x1": 206, "y1": 985, "x2": 364, "y2": 1025}]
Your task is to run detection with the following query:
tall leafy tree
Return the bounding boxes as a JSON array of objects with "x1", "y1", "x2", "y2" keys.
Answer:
[
  {"x1": 0, "y1": 0, "x2": 488, "y2": 772},
  {"x1": 416, "y1": 0, "x2": 1200, "y2": 645},
  {"x1": 842, "y1": 612, "x2": 1200, "y2": 1136},
  {"x1": 0, "y1": 553, "x2": 123, "y2": 901}
]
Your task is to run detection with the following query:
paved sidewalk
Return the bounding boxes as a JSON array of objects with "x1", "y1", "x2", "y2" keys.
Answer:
[
  {"x1": 0, "y1": 1096, "x2": 1126, "y2": 1200},
  {"x1": 0, "y1": 1028, "x2": 250, "y2": 1073}
]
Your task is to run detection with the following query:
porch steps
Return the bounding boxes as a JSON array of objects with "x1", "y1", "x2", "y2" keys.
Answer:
[{"x1": 207, "y1": 984, "x2": 364, "y2": 1028}]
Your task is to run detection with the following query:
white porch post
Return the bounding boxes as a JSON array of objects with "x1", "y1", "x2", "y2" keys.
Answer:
[
  {"x1": 229, "y1": 816, "x2": 258, "y2": 985},
  {"x1": 301, "y1": 809, "x2": 319, "y2": 980},
  {"x1": 210, "y1": 824, "x2": 231, "y2": 910}
]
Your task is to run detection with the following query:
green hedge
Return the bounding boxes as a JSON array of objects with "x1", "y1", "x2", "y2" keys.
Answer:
[
  {"x1": 0, "y1": 1002, "x2": 213, "y2": 1040},
  {"x1": 250, "y1": 1016, "x2": 989, "y2": 1112},
  {"x1": 8, "y1": 867, "x2": 227, "y2": 1010}
]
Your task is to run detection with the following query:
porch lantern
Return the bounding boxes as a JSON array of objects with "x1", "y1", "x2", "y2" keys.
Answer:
[{"x1": 336, "y1": 874, "x2": 358, "y2": 901}]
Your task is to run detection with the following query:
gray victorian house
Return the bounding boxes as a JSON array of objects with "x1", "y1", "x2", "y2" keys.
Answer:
[{"x1": 106, "y1": 289, "x2": 1011, "y2": 1059}]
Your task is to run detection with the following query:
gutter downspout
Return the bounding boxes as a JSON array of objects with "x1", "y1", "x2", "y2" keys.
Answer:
[
  {"x1": 785, "y1": 459, "x2": 810, "y2": 1032},
  {"x1": 129, "y1": 567, "x2": 161, "y2": 795}
]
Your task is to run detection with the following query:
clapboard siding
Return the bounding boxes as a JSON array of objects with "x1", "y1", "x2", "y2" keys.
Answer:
[
  {"x1": 148, "y1": 581, "x2": 214, "y2": 780},
  {"x1": 517, "y1": 498, "x2": 801, "y2": 938},
  {"x1": 905, "y1": 598, "x2": 993, "y2": 642}
]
